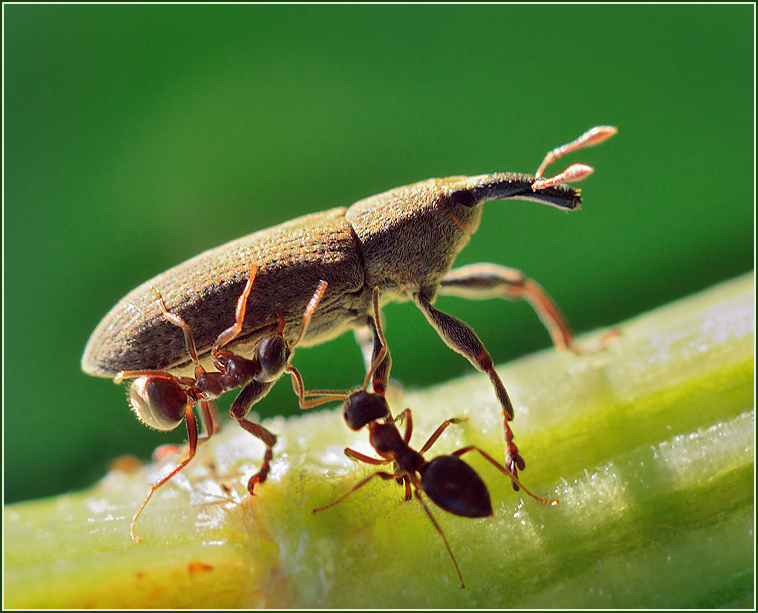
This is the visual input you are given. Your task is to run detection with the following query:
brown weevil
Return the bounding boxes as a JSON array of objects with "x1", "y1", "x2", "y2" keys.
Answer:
[
  {"x1": 113, "y1": 263, "x2": 327, "y2": 542},
  {"x1": 302, "y1": 288, "x2": 558, "y2": 588},
  {"x1": 83, "y1": 125, "x2": 616, "y2": 491}
]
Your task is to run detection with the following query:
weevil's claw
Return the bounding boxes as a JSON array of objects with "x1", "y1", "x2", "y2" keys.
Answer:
[
  {"x1": 505, "y1": 441, "x2": 525, "y2": 492},
  {"x1": 565, "y1": 328, "x2": 621, "y2": 356}
]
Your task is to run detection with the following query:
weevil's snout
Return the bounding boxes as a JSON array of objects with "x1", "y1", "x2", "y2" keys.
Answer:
[
  {"x1": 420, "y1": 455, "x2": 493, "y2": 518},
  {"x1": 129, "y1": 376, "x2": 187, "y2": 431},
  {"x1": 443, "y1": 174, "x2": 581, "y2": 213}
]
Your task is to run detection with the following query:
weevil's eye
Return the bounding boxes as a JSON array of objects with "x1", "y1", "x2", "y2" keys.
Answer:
[
  {"x1": 449, "y1": 190, "x2": 478, "y2": 208},
  {"x1": 256, "y1": 335, "x2": 288, "y2": 382},
  {"x1": 420, "y1": 455, "x2": 493, "y2": 518},
  {"x1": 342, "y1": 390, "x2": 390, "y2": 431},
  {"x1": 129, "y1": 376, "x2": 187, "y2": 431}
]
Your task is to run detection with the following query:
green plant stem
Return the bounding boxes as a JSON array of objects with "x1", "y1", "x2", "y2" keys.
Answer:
[{"x1": 4, "y1": 273, "x2": 754, "y2": 608}]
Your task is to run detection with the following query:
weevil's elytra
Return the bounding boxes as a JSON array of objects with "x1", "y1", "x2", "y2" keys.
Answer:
[
  {"x1": 83, "y1": 179, "x2": 579, "y2": 378},
  {"x1": 83, "y1": 126, "x2": 615, "y2": 491},
  {"x1": 85, "y1": 208, "x2": 364, "y2": 377}
]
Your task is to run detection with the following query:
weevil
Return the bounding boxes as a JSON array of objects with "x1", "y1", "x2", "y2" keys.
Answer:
[
  {"x1": 303, "y1": 289, "x2": 557, "y2": 588},
  {"x1": 83, "y1": 125, "x2": 616, "y2": 484},
  {"x1": 113, "y1": 264, "x2": 327, "y2": 542}
]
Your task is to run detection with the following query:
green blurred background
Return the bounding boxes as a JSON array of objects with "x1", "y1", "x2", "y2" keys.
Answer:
[{"x1": 4, "y1": 5, "x2": 753, "y2": 504}]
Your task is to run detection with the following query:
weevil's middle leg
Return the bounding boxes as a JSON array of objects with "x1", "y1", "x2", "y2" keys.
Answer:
[{"x1": 412, "y1": 292, "x2": 524, "y2": 487}]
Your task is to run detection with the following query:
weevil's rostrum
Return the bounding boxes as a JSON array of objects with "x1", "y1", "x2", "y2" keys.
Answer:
[{"x1": 83, "y1": 126, "x2": 616, "y2": 532}]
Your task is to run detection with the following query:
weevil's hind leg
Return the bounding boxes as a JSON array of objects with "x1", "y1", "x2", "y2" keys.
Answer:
[
  {"x1": 413, "y1": 292, "x2": 524, "y2": 488},
  {"x1": 439, "y1": 263, "x2": 617, "y2": 354},
  {"x1": 131, "y1": 404, "x2": 199, "y2": 543},
  {"x1": 439, "y1": 264, "x2": 575, "y2": 352},
  {"x1": 229, "y1": 379, "x2": 278, "y2": 494}
]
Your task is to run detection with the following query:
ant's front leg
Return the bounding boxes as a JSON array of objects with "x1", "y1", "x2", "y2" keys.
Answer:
[{"x1": 229, "y1": 379, "x2": 278, "y2": 494}]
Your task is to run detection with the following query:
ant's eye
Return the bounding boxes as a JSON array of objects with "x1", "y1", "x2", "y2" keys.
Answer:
[
  {"x1": 129, "y1": 376, "x2": 187, "y2": 431},
  {"x1": 449, "y1": 190, "x2": 478, "y2": 208}
]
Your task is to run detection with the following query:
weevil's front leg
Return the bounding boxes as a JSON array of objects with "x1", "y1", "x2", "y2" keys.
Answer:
[
  {"x1": 439, "y1": 263, "x2": 616, "y2": 354},
  {"x1": 412, "y1": 292, "x2": 525, "y2": 487},
  {"x1": 229, "y1": 379, "x2": 278, "y2": 494}
]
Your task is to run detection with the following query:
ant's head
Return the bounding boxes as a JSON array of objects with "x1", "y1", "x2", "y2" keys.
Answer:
[
  {"x1": 342, "y1": 389, "x2": 390, "y2": 431},
  {"x1": 128, "y1": 375, "x2": 188, "y2": 431},
  {"x1": 420, "y1": 455, "x2": 493, "y2": 518}
]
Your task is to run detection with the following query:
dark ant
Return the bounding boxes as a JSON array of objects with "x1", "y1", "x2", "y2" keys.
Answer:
[
  {"x1": 114, "y1": 263, "x2": 327, "y2": 542},
  {"x1": 294, "y1": 288, "x2": 559, "y2": 588}
]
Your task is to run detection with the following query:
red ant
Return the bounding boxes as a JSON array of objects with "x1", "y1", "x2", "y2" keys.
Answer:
[
  {"x1": 114, "y1": 263, "x2": 327, "y2": 542},
  {"x1": 294, "y1": 287, "x2": 559, "y2": 588}
]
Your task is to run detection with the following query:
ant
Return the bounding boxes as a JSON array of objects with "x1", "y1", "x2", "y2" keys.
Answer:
[
  {"x1": 114, "y1": 263, "x2": 327, "y2": 542},
  {"x1": 294, "y1": 287, "x2": 559, "y2": 588}
]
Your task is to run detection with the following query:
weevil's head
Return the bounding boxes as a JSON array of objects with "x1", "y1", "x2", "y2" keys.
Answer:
[{"x1": 344, "y1": 174, "x2": 580, "y2": 300}]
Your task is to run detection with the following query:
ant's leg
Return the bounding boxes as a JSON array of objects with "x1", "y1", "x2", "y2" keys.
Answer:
[
  {"x1": 285, "y1": 363, "x2": 350, "y2": 409},
  {"x1": 153, "y1": 291, "x2": 205, "y2": 379},
  {"x1": 288, "y1": 280, "x2": 329, "y2": 349},
  {"x1": 353, "y1": 288, "x2": 392, "y2": 395},
  {"x1": 214, "y1": 263, "x2": 257, "y2": 351},
  {"x1": 131, "y1": 404, "x2": 198, "y2": 543},
  {"x1": 394, "y1": 408, "x2": 413, "y2": 444},
  {"x1": 412, "y1": 487, "x2": 465, "y2": 589},
  {"x1": 198, "y1": 400, "x2": 219, "y2": 440},
  {"x1": 344, "y1": 447, "x2": 391, "y2": 466},
  {"x1": 229, "y1": 379, "x2": 278, "y2": 494},
  {"x1": 114, "y1": 370, "x2": 191, "y2": 386},
  {"x1": 364, "y1": 287, "x2": 392, "y2": 394},
  {"x1": 452, "y1": 445, "x2": 559, "y2": 506},
  {"x1": 312, "y1": 470, "x2": 397, "y2": 514},
  {"x1": 353, "y1": 324, "x2": 376, "y2": 376},
  {"x1": 417, "y1": 415, "x2": 468, "y2": 455},
  {"x1": 413, "y1": 292, "x2": 524, "y2": 488}
]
